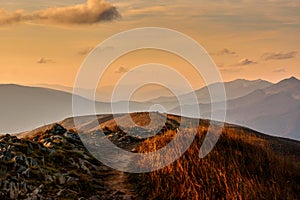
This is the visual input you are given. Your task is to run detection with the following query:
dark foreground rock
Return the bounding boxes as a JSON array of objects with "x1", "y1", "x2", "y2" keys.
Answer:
[{"x1": 0, "y1": 124, "x2": 138, "y2": 200}]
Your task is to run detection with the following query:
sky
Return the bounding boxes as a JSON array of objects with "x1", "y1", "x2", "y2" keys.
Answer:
[{"x1": 0, "y1": 0, "x2": 299, "y2": 91}]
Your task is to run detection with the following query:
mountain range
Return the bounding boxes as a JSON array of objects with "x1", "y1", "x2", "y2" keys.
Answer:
[
  {"x1": 1, "y1": 77, "x2": 299, "y2": 140},
  {"x1": 170, "y1": 77, "x2": 300, "y2": 140}
]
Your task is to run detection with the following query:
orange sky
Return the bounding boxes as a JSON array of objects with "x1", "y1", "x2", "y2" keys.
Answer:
[{"x1": 0, "y1": 0, "x2": 299, "y2": 90}]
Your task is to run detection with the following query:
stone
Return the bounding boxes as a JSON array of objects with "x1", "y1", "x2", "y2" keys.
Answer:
[
  {"x1": 50, "y1": 135, "x2": 66, "y2": 144},
  {"x1": 78, "y1": 197, "x2": 88, "y2": 200},
  {"x1": 22, "y1": 168, "x2": 30, "y2": 178},
  {"x1": 57, "y1": 189, "x2": 67, "y2": 196},
  {"x1": 43, "y1": 141, "x2": 53, "y2": 148},
  {"x1": 45, "y1": 175, "x2": 54, "y2": 182},
  {"x1": 78, "y1": 158, "x2": 91, "y2": 175},
  {"x1": 64, "y1": 131, "x2": 81, "y2": 140},
  {"x1": 9, "y1": 182, "x2": 18, "y2": 199},
  {"x1": 113, "y1": 190, "x2": 126, "y2": 195},
  {"x1": 123, "y1": 195, "x2": 134, "y2": 200},
  {"x1": 56, "y1": 174, "x2": 65, "y2": 185},
  {"x1": 27, "y1": 157, "x2": 38, "y2": 167},
  {"x1": 66, "y1": 176, "x2": 78, "y2": 182},
  {"x1": 51, "y1": 124, "x2": 67, "y2": 135},
  {"x1": 130, "y1": 148, "x2": 138, "y2": 153},
  {"x1": 89, "y1": 195, "x2": 101, "y2": 200}
]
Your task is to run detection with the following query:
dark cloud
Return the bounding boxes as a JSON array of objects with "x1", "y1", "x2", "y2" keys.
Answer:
[
  {"x1": 115, "y1": 66, "x2": 128, "y2": 74},
  {"x1": 262, "y1": 51, "x2": 298, "y2": 60},
  {"x1": 37, "y1": 57, "x2": 53, "y2": 64},
  {"x1": 236, "y1": 58, "x2": 257, "y2": 66},
  {"x1": 0, "y1": 0, "x2": 120, "y2": 25}
]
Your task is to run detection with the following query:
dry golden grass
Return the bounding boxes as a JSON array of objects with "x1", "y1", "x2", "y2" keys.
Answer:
[{"x1": 132, "y1": 121, "x2": 300, "y2": 200}]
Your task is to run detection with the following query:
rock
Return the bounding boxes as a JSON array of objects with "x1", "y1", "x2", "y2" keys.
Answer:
[
  {"x1": 78, "y1": 197, "x2": 88, "y2": 200},
  {"x1": 12, "y1": 155, "x2": 26, "y2": 164},
  {"x1": 78, "y1": 158, "x2": 91, "y2": 175},
  {"x1": 57, "y1": 189, "x2": 67, "y2": 196},
  {"x1": 32, "y1": 187, "x2": 39, "y2": 195},
  {"x1": 9, "y1": 182, "x2": 18, "y2": 199},
  {"x1": 27, "y1": 157, "x2": 38, "y2": 167},
  {"x1": 69, "y1": 157, "x2": 79, "y2": 168},
  {"x1": 56, "y1": 174, "x2": 65, "y2": 185},
  {"x1": 130, "y1": 148, "x2": 138, "y2": 153},
  {"x1": 118, "y1": 136, "x2": 131, "y2": 143},
  {"x1": 113, "y1": 190, "x2": 126, "y2": 195},
  {"x1": 20, "y1": 181, "x2": 28, "y2": 194},
  {"x1": 89, "y1": 195, "x2": 101, "y2": 200},
  {"x1": 123, "y1": 195, "x2": 134, "y2": 200},
  {"x1": 66, "y1": 176, "x2": 78, "y2": 183},
  {"x1": 50, "y1": 135, "x2": 66, "y2": 144},
  {"x1": 31, "y1": 184, "x2": 43, "y2": 196},
  {"x1": 43, "y1": 141, "x2": 53, "y2": 148},
  {"x1": 45, "y1": 175, "x2": 54, "y2": 182},
  {"x1": 64, "y1": 131, "x2": 80, "y2": 140},
  {"x1": 50, "y1": 124, "x2": 67, "y2": 135},
  {"x1": 22, "y1": 168, "x2": 30, "y2": 178}
]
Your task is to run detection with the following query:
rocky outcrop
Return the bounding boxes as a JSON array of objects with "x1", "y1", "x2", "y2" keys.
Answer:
[{"x1": 0, "y1": 124, "x2": 137, "y2": 199}]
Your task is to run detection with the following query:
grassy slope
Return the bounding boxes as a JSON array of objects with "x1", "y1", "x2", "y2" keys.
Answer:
[{"x1": 132, "y1": 119, "x2": 300, "y2": 200}]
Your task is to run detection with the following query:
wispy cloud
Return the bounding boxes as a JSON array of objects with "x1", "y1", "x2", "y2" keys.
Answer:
[
  {"x1": 273, "y1": 68, "x2": 286, "y2": 73},
  {"x1": 212, "y1": 48, "x2": 236, "y2": 56},
  {"x1": 115, "y1": 66, "x2": 128, "y2": 74},
  {"x1": 262, "y1": 51, "x2": 298, "y2": 60},
  {"x1": 236, "y1": 58, "x2": 257, "y2": 66},
  {"x1": 78, "y1": 47, "x2": 93, "y2": 56},
  {"x1": 37, "y1": 57, "x2": 54, "y2": 64},
  {"x1": 220, "y1": 67, "x2": 242, "y2": 73},
  {"x1": 0, "y1": 0, "x2": 120, "y2": 25}
]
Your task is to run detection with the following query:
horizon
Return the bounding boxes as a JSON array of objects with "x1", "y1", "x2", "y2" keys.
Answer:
[
  {"x1": 0, "y1": 75, "x2": 298, "y2": 103},
  {"x1": 1, "y1": 75, "x2": 299, "y2": 90}
]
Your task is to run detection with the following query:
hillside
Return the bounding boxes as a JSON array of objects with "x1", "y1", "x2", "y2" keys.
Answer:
[
  {"x1": 0, "y1": 84, "x2": 93, "y2": 133},
  {"x1": 3, "y1": 113, "x2": 299, "y2": 199}
]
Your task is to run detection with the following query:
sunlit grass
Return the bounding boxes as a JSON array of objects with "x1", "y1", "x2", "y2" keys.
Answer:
[{"x1": 132, "y1": 121, "x2": 300, "y2": 199}]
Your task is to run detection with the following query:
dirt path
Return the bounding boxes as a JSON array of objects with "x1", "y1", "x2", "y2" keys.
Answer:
[
  {"x1": 95, "y1": 143, "x2": 141, "y2": 200},
  {"x1": 102, "y1": 170, "x2": 136, "y2": 200}
]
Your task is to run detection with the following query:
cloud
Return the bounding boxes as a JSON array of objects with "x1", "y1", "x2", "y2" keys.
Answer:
[
  {"x1": 220, "y1": 67, "x2": 242, "y2": 73},
  {"x1": 236, "y1": 58, "x2": 257, "y2": 66},
  {"x1": 212, "y1": 48, "x2": 236, "y2": 56},
  {"x1": 273, "y1": 68, "x2": 286, "y2": 73},
  {"x1": 0, "y1": 9, "x2": 24, "y2": 25},
  {"x1": 78, "y1": 47, "x2": 93, "y2": 56},
  {"x1": 37, "y1": 57, "x2": 54, "y2": 64},
  {"x1": 0, "y1": 0, "x2": 120, "y2": 25},
  {"x1": 115, "y1": 66, "x2": 128, "y2": 74},
  {"x1": 262, "y1": 51, "x2": 298, "y2": 60}
]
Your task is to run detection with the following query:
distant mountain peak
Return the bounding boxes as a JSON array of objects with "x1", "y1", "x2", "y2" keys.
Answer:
[
  {"x1": 264, "y1": 76, "x2": 300, "y2": 96},
  {"x1": 288, "y1": 76, "x2": 300, "y2": 81},
  {"x1": 278, "y1": 76, "x2": 300, "y2": 85}
]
